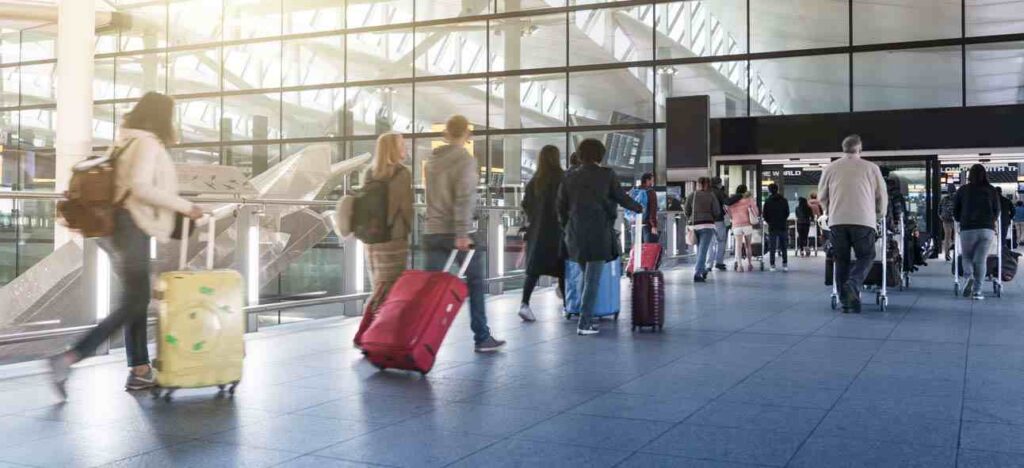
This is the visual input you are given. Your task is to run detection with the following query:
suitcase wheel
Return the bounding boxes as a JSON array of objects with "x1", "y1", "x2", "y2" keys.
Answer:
[{"x1": 613, "y1": 313, "x2": 619, "y2": 321}]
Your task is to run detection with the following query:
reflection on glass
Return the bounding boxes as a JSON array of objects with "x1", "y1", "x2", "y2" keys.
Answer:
[
  {"x1": 570, "y1": 68, "x2": 654, "y2": 125},
  {"x1": 853, "y1": 0, "x2": 960, "y2": 45},
  {"x1": 749, "y1": 54, "x2": 850, "y2": 116},
  {"x1": 490, "y1": 14, "x2": 567, "y2": 71},
  {"x1": 168, "y1": 49, "x2": 220, "y2": 96},
  {"x1": 967, "y1": 0, "x2": 1024, "y2": 36},
  {"x1": 416, "y1": 22, "x2": 487, "y2": 77},
  {"x1": 570, "y1": 5, "x2": 653, "y2": 66},
  {"x1": 347, "y1": 30, "x2": 414, "y2": 81},
  {"x1": 656, "y1": 0, "x2": 747, "y2": 59},
  {"x1": 967, "y1": 42, "x2": 1024, "y2": 106},
  {"x1": 224, "y1": 42, "x2": 283, "y2": 91},
  {"x1": 751, "y1": 0, "x2": 848, "y2": 52},
  {"x1": 854, "y1": 47, "x2": 962, "y2": 111},
  {"x1": 489, "y1": 74, "x2": 567, "y2": 129},
  {"x1": 654, "y1": 62, "x2": 748, "y2": 120}
]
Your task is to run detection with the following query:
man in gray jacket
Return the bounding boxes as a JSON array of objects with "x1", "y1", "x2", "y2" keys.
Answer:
[
  {"x1": 423, "y1": 115, "x2": 506, "y2": 352},
  {"x1": 818, "y1": 135, "x2": 888, "y2": 313}
]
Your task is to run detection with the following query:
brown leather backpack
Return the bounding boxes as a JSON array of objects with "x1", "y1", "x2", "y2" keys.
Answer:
[{"x1": 56, "y1": 140, "x2": 135, "y2": 238}]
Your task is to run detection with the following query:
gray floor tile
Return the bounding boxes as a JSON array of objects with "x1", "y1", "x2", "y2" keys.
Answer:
[
  {"x1": 963, "y1": 398, "x2": 1024, "y2": 425},
  {"x1": 457, "y1": 384, "x2": 603, "y2": 412},
  {"x1": 686, "y1": 401, "x2": 827, "y2": 436},
  {"x1": 447, "y1": 439, "x2": 630, "y2": 468},
  {"x1": 814, "y1": 407, "x2": 960, "y2": 447},
  {"x1": 0, "y1": 428, "x2": 189, "y2": 468},
  {"x1": 295, "y1": 394, "x2": 444, "y2": 425},
  {"x1": 99, "y1": 440, "x2": 296, "y2": 468},
  {"x1": 392, "y1": 402, "x2": 558, "y2": 438},
  {"x1": 833, "y1": 394, "x2": 962, "y2": 421},
  {"x1": 616, "y1": 452, "x2": 764, "y2": 468},
  {"x1": 957, "y1": 449, "x2": 1024, "y2": 468},
  {"x1": 641, "y1": 424, "x2": 806, "y2": 466},
  {"x1": 718, "y1": 381, "x2": 846, "y2": 409},
  {"x1": 514, "y1": 413, "x2": 673, "y2": 451},
  {"x1": 314, "y1": 424, "x2": 497, "y2": 468},
  {"x1": 204, "y1": 414, "x2": 387, "y2": 453},
  {"x1": 788, "y1": 435, "x2": 955, "y2": 468},
  {"x1": 567, "y1": 392, "x2": 708, "y2": 422},
  {"x1": 961, "y1": 421, "x2": 1024, "y2": 454}
]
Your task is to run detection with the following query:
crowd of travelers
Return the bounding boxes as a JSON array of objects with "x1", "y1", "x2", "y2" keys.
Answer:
[{"x1": 44, "y1": 92, "x2": 1019, "y2": 399}]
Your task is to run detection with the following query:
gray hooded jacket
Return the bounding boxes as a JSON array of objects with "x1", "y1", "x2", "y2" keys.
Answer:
[{"x1": 424, "y1": 144, "x2": 479, "y2": 236}]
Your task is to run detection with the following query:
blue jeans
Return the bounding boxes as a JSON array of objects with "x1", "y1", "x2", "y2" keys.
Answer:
[
  {"x1": 711, "y1": 221, "x2": 728, "y2": 266},
  {"x1": 767, "y1": 230, "x2": 788, "y2": 267},
  {"x1": 960, "y1": 228, "x2": 994, "y2": 292},
  {"x1": 694, "y1": 228, "x2": 716, "y2": 276},
  {"x1": 576, "y1": 260, "x2": 606, "y2": 329},
  {"x1": 423, "y1": 232, "x2": 491, "y2": 344},
  {"x1": 73, "y1": 210, "x2": 151, "y2": 367}
]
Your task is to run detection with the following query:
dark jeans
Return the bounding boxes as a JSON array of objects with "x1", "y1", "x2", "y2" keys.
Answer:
[
  {"x1": 423, "y1": 232, "x2": 491, "y2": 344},
  {"x1": 576, "y1": 260, "x2": 606, "y2": 329},
  {"x1": 522, "y1": 274, "x2": 565, "y2": 305},
  {"x1": 73, "y1": 210, "x2": 151, "y2": 367},
  {"x1": 767, "y1": 230, "x2": 788, "y2": 267},
  {"x1": 796, "y1": 223, "x2": 811, "y2": 249},
  {"x1": 626, "y1": 224, "x2": 658, "y2": 250},
  {"x1": 831, "y1": 224, "x2": 877, "y2": 305}
]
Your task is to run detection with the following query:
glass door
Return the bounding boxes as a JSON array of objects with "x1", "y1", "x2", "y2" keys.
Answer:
[{"x1": 717, "y1": 161, "x2": 762, "y2": 204}]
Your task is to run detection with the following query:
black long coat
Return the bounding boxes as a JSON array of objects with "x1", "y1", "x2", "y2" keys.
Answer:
[
  {"x1": 557, "y1": 164, "x2": 643, "y2": 263},
  {"x1": 522, "y1": 176, "x2": 564, "y2": 277}
]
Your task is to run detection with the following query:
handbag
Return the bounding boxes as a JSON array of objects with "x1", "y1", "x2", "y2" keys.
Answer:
[
  {"x1": 685, "y1": 226, "x2": 697, "y2": 246},
  {"x1": 748, "y1": 205, "x2": 761, "y2": 226}
]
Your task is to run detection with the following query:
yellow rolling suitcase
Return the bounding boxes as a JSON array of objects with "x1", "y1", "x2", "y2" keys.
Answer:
[{"x1": 152, "y1": 215, "x2": 244, "y2": 401}]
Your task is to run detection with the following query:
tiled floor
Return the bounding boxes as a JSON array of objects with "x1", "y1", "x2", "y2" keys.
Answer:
[{"x1": 0, "y1": 254, "x2": 1022, "y2": 467}]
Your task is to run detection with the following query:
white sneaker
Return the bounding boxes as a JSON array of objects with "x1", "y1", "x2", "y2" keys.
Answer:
[
  {"x1": 783, "y1": 266, "x2": 789, "y2": 272},
  {"x1": 770, "y1": 266, "x2": 777, "y2": 272},
  {"x1": 576, "y1": 325, "x2": 599, "y2": 336},
  {"x1": 518, "y1": 304, "x2": 536, "y2": 322}
]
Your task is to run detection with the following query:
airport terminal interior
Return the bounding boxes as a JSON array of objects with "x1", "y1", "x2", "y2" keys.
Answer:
[{"x1": 1, "y1": 0, "x2": 1024, "y2": 466}]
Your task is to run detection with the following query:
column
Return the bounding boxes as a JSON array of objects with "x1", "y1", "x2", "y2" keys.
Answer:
[
  {"x1": 502, "y1": 6, "x2": 522, "y2": 208},
  {"x1": 55, "y1": 0, "x2": 96, "y2": 247}
]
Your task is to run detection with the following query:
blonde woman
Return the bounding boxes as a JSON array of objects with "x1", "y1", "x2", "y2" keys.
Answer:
[{"x1": 353, "y1": 132, "x2": 413, "y2": 349}]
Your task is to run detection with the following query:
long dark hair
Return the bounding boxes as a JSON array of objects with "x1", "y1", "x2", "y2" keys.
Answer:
[
  {"x1": 533, "y1": 145, "x2": 564, "y2": 187},
  {"x1": 798, "y1": 197, "x2": 810, "y2": 212},
  {"x1": 123, "y1": 92, "x2": 177, "y2": 147},
  {"x1": 967, "y1": 164, "x2": 990, "y2": 187}
]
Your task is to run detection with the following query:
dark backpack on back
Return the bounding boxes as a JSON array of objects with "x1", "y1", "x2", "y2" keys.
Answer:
[
  {"x1": 56, "y1": 140, "x2": 134, "y2": 238},
  {"x1": 352, "y1": 175, "x2": 392, "y2": 244}
]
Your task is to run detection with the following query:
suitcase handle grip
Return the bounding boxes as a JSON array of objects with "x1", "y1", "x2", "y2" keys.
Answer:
[
  {"x1": 633, "y1": 214, "x2": 643, "y2": 272},
  {"x1": 442, "y1": 249, "x2": 476, "y2": 278},
  {"x1": 178, "y1": 214, "x2": 215, "y2": 270}
]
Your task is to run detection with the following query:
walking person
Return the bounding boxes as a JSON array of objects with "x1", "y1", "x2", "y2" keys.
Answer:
[
  {"x1": 726, "y1": 185, "x2": 759, "y2": 272},
  {"x1": 423, "y1": 115, "x2": 505, "y2": 352},
  {"x1": 352, "y1": 132, "x2": 413, "y2": 349},
  {"x1": 627, "y1": 173, "x2": 659, "y2": 245},
  {"x1": 1014, "y1": 200, "x2": 1024, "y2": 247},
  {"x1": 939, "y1": 186, "x2": 956, "y2": 261},
  {"x1": 518, "y1": 145, "x2": 565, "y2": 322},
  {"x1": 708, "y1": 177, "x2": 730, "y2": 271},
  {"x1": 684, "y1": 177, "x2": 722, "y2": 282},
  {"x1": 996, "y1": 188, "x2": 1015, "y2": 251},
  {"x1": 762, "y1": 184, "x2": 791, "y2": 272},
  {"x1": 954, "y1": 164, "x2": 1001, "y2": 300},
  {"x1": 49, "y1": 92, "x2": 204, "y2": 397},
  {"x1": 818, "y1": 135, "x2": 888, "y2": 313},
  {"x1": 795, "y1": 197, "x2": 813, "y2": 257},
  {"x1": 557, "y1": 139, "x2": 642, "y2": 336}
]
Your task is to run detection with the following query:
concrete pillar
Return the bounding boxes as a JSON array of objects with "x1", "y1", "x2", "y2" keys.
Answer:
[
  {"x1": 502, "y1": 0, "x2": 521, "y2": 207},
  {"x1": 55, "y1": 0, "x2": 96, "y2": 247},
  {"x1": 340, "y1": 235, "x2": 365, "y2": 316},
  {"x1": 486, "y1": 211, "x2": 504, "y2": 295},
  {"x1": 235, "y1": 206, "x2": 260, "y2": 332}
]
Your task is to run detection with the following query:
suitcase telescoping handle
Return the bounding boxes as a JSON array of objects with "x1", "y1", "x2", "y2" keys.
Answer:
[
  {"x1": 442, "y1": 249, "x2": 476, "y2": 278},
  {"x1": 633, "y1": 212, "x2": 643, "y2": 272},
  {"x1": 177, "y1": 214, "x2": 216, "y2": 271}
]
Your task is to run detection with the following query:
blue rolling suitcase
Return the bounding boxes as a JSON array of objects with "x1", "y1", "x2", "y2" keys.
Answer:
[{"x1": 564, "y1": 260, "x2": 621, "y2": 320}]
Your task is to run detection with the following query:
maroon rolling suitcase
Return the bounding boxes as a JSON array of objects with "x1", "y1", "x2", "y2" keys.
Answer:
[
  {"x1": 360, "y1": 250, "x2": 474, "y2": 374},
  {"x1": 629, "y1": 219, "x2": 665, "y2": 332}
]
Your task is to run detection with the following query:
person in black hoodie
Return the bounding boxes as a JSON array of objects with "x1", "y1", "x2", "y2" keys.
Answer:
[
  {"x1": 762, "y1": 184, "x2": 791, "y2": 272},
  {"x1": 954, "y1": 164, "x2": 1000, "y2": 300},
  {"x1": 795, "y1": 197, "x2": 814, "y2": 256}
]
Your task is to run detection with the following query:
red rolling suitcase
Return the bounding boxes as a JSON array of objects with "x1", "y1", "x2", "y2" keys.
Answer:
[
  {"x1": 626, "y1": 242, "x2": 662, "y2": 276},
  {"x1": 629, "y1": 219, "x2": 665, "y2": 332},
  {"x1": 360, "y1": 250, "x2": 474, "y2": 374}
]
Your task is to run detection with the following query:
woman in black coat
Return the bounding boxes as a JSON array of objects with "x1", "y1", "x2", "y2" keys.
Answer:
[
  {"x1": 557, "y1": 139, "x2": 642, "y2": 335},
  {"x1": 518, "y1": 145, "x2": 565, "y2": 322}
]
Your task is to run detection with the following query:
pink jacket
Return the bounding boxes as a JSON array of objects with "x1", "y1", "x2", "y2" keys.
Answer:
[{"x1": 728, "y1": 197, "x2": 759, "y2": 227}]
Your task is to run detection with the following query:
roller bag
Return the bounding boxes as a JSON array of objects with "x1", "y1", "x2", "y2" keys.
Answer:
[
  {"x1": 361, "y1": 250, "x2": 474, "y2": 374},
  {"x1": 630, "y1": 219, "x2": 665, "y2": 332},
  {"x1": 153, "y1": 216, "x2": 245, "y2": 401},
  {"x1": 564, "y1": 260, "x2": 621, "y2": 320},
  {"x1": 626, "y1": 243, "x2": 662, "y2": 276},
  {"x1": 864, "y1": 260, "x2": 900, "y2": 288},
  {"x1": 825, "y1": 258, "x2": 834, "y2": 286}
]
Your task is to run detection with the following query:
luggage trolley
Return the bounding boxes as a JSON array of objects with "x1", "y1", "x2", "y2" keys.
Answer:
[
  {"x1": 952, "y1": 216, "x2": 1004, "y2": 298},
  {"x1": 899, "y1": 217, "x2": 910, "y2": 290},
  {"x1": 994, "y1": 214, "x2": 1004, "y2": 297},
  {"x1": 874, "y1": 216, "x2": 889, "y2": 311},
  {"x1": 953, "y1": 220, "x2": 963, "y2": 296}
]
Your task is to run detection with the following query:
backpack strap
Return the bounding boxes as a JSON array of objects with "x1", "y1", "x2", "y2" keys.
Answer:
[{"x1": 111, "y1": 139, "x2": 137, "y2": 206}]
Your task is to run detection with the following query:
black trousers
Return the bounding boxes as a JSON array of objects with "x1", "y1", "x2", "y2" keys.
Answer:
[{"x1": 831, "y1": 224, "x2": 877, "y2": 304}]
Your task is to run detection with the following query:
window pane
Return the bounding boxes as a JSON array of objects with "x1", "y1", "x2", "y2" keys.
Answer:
[
  {"x1": 967, "y1": 42, "x2": 1024, "y2": 106},
  {"x1": 489, "y1": 74, "x2": 566, "y2": 129},
  {"x1": 168, "y1": 49, "x2": 220, "y2": 95},
  {"x1": 853, "y1": 0, "x2": 960, "y2": 45},
  {"x1": 749, "y1": 54, "x2": 850, "y2": 116},
  {"x1": 571, "y1": 129, "x2": 653, "y2": 183},
  {"x1": 751, "y1": 0, "x2": 847, "y2": 52},
  {"x1": 1, "y1": 28, "x2": 20, "y2": 64},
  {"x1": 854, "y1": 47, "x2": 962, "y2": 111},
  {"x1": 415, "y1": 22, "x2": 487, "y2": 77},
  {"x1": 169, "y1": 0, "x2": 223, "y2": 46},
  {"x1": 170, "y1": 146, "x2": 220, "y2": 165},
  {"x1": 176, "y1": 97, "x2": 221, "y2": 143},
  {"x1": 968, "y1": 0, "x2": 1024, "y2": 36},
  {"x1": 496, "y1": 0, "x2": 565, "y2": 13},
  {"x1": 18, "y1": 109, "x2": 56, "y2": 148},
  {"x1": 412, "y1": 135, "x2": 487, "y2": 190},
  {"x1": 282, "y1": 88, "x2": 345, "y2": 139},
  {"x1": 490, "y1": 14, "x2": 567, "y2": 72},
  {"x1": 283, "y1": 36, "x2": 344, "y2": 87},
  {"x1": 417, "y1": 0, "x2": 491, "y2": 21},
  {"x1": 94, "y1": 58, "x2": 116, "y2": 101},
  {"x1": 489, "y1": 133, "x2": 567, "y2": 203},
  {"x1": 285, "y1": 0, "x2": 343, "y2": 33},
  {"x1": 20, "y1": 29, "x2": 55, "y2": 62},
  {"x1": 19, "y1": 64, "x2": 56, "y2": 106},
  {"x1": 222, "y1": 144, "x2": 281, "y2": 178},
  {"x1": 655, "y1": 61, "x2": 748, "y2": 120},
  {"x1": 223, "y1": 41, "x2": 282, "y2": 91},
  {"x1": 570, "y1": 5, "x2": 654, "y2": 66},
  {"x1": 117, "y1": 2, "x2": 167, "y2": 51},
  {"x1": 347, "y1": 30, "x2": 414, "y2": 81},
  {"x1": 347, "y1": 85, "x2": 413, "y2": 135},
  {"x1": 115, "y1": 53, "x2": 167, "y2": 99},
  {"x1": 225, "y1": 0, "x2": 282, "y2": 41},
  {"x1": 569, "y1": 68, "x2": 653, "y2": 125},
  {"x1": 1, "y1": 66, "x2": 19, "y2": 108},
  {"x1": 93, "y1": 104, "x2": 115, "y2": 147},
  {"x1": 222, "y1": 93, "x2": 281, "y2": 141},
  {"x1": 414, "y1": 79, "x2": 488, "y2": 132},
  {"x1": 347, "y1": 0, "x2": 412, "y2": 28},
  {"x1": 656, "y1": 1, "x2": 747, "y2": 59}
]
